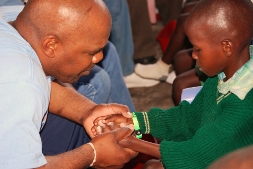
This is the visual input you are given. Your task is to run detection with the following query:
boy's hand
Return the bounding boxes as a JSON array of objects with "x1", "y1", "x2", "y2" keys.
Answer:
[
  {"x1": 93, "y1": 118, "x2": 139, "y2": 157},
  {"x1": 83, "y1": 103, "x2": 130, "y2": 137},
  {"x1": 92, "y1": 113, "x2": 134, "y2": 136}
]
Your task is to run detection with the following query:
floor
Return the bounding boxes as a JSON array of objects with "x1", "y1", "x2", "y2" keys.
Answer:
[{"x1": 128, "y1": 20, "x2": 175, "y2": 112}]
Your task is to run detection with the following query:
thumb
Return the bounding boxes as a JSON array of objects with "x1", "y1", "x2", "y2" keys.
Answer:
[
  {"x1": 122, "y1": 112, "x2": 133, "y2": 118},
  {"x1": 114, "y1": 124, "x2": 134, "y2": 142}
]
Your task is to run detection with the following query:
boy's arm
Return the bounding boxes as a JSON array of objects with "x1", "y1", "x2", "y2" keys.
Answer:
[
  {"x1": 135, "y1": 78, "x2": 216, "y2": 141},
  {"x1": 120, "y1": 136, "x2": 161, "y2": 159}
]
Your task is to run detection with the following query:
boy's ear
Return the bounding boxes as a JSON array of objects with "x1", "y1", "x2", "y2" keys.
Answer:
[
  {"x1": 41, "y1": 35, "x2": 59, "y2": 58},
  {"x1": 221, "y1": 40, "x2": 234, "y2": 57}
]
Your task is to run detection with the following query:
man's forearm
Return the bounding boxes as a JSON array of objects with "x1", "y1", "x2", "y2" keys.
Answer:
[
  {"x1": 49, "y1": 81, "x2": 97, "y2": 125},
  {"x1": 37, "y1": 144, "x2": 94, "y2": 169}
]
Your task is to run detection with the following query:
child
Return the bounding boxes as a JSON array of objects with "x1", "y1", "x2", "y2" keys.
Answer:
[{"x1": 93, "y1": 0, "x2": 253, "y2": 168}]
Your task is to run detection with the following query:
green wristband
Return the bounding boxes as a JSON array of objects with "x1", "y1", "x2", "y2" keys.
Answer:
[{"x1": 132, "y1": 112, "x2": 142, "y2": 139}]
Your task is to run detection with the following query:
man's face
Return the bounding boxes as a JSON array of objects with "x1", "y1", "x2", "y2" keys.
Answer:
[
  {"x1": 50, "y1": 19, "x2": 110, "y2": 83},
  {"x1": 185, "y1": 23, "x2": 228, "y2": 77}
]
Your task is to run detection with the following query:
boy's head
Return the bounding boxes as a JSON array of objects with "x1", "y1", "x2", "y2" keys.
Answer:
[{"x1": 185, "y1": 0, "x2": 253, "y2": 77}]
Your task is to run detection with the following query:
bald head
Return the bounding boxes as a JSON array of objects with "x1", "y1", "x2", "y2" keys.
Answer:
[
  {"x1": 186, "y1": 0, "x2": 253, "y2": 47},
  {"x1": 17, "y1": 0, "x2": 111, "y2": 43},
  {"x1": 13, "y1": 0, "x2": 112, "y2": 82}
]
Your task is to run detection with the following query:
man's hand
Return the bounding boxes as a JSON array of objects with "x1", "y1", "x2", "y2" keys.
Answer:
[
  {"x1": 91, "y1": 124, "x2": 137, "y2": 169},
  {"x1": 37, "y1": 124, "x2": 137, "y2": 169},
  {"x1": 83, "y1": 103, "x2": 130, "y2": 137}
]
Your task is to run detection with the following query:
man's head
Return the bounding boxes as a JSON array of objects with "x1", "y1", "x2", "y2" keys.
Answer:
[
  {"x1": 15, "y1": 0, "x2": 111, "y2": 83},
  {"x1": 185, "y1": 0, "x2": 253, "y2": 77}
]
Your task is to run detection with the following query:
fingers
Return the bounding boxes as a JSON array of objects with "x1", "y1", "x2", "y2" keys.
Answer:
[
  {"x1": 97, "y1": 123, "x2": 111, "y2": 135},
  {"x1": 95, "y1": 120, "x2": 120, "y2": 135},
  {"x1": 104, "y1": 114, "x2": 125, "y2": 123},
  {"x1": 113, "y1": 124, "x2": 134, "y2": 141},
  {"x1": 122, "y1": 112, "x2": 133, "y2": 118},
  {"x1": 93, "y1": 116, "x2": 108, "y2": 126},
  {"x1": 124, "y1": 148, "x2": 139, "y2": 159},
  {"x1": 108, "y1": 103, "x2": 129, "y2": 114}
]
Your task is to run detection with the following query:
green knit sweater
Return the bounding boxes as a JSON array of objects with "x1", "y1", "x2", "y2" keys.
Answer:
[{"x1": 135, "y1": 76, "x2": 253, "y2": 169}]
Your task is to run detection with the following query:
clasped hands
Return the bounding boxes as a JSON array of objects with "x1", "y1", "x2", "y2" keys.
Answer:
[
  {"x1": 93, "y1": 112, "x2": 134, "y2": 134},
  {"x1": 92, "y1": 111, "x2": 137, "y2": 147},
  {"x1": 83, "y1": 104, "x2": 139, "y2": 169}
]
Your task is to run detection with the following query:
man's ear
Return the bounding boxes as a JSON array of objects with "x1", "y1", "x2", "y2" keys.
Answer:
[
  {"x1": 221, "y1": 40, "x2": 234, "y2": 57},
  {"x1": 41, "y1": 35, "x2": 59, "y2": 58}
]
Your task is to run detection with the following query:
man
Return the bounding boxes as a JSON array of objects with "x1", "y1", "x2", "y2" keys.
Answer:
[{"x1": 0, "y1": 0, "x2": 136, "y2": 168}]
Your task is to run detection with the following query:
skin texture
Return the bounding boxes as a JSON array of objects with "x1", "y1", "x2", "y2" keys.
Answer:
[
  {"x1": 161, "y1": 1, "x2": 198, "y2": 64},
  {"x1": 9, "y1": 0, "x2": 137, "y2": 168},
  {"x1": 93, "y1": 114, "x2": 161, "y2": 159},
  {"x1": 208, "y1": 145, "x2": 253, "y2": 169}
]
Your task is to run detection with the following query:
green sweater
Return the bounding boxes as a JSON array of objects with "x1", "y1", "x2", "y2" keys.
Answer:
[{"x1": 135, "y1": 76, "x2": 253, "y2": 169}]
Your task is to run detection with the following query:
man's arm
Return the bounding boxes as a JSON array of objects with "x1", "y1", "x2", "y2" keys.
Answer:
[
  {"x1": 38, "y1": 144, "x2": 94, "y2": 169},
  {"x1": 49, "y1": 80, "x2": 97, "y2": 125},
  {"x1": 49, "y1": 81, "x2": 129, "y2": 137}
]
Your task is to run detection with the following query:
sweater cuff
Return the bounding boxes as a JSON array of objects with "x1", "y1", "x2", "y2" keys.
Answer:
[{"x1": 134, "y1": 112, "x2": 151, "y2": 134}]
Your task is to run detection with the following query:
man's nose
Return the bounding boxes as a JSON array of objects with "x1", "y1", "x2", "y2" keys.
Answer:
[{"x1": 92, "y1": 51, "x2": 103, "y2": 63}]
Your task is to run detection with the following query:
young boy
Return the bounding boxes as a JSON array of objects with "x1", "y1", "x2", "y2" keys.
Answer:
[{"x1": 93, "y1": 0, "x2": 253, "y2": 168}]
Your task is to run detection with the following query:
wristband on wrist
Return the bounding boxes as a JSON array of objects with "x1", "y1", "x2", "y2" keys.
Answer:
[
  {"x1": 132, "y1": 112, "x2": 142, "y2": 139},
  {"x1": 87, "y1": 142, "x2": 96, "y2": 167}
]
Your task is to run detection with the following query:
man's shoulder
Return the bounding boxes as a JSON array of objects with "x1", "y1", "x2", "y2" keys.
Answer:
[{"x1": 0, "y1": 47, "x2": 49, "y2": 92}]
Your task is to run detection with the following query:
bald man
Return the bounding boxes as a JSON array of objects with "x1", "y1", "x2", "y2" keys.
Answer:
[{"x1": 0, "y1": 0, "x2": 137, "y2": 168}]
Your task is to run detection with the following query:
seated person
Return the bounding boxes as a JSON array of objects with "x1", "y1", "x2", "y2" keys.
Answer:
[
  {"x1": 93, "y1": 0, "x2": 253, "y2": 168},
  {"x1": 135, "y1": 1, "x2": 200, "y2": 83},
  {"x1": 0, "y1": 0, "x2": 137, "y2": 168}
]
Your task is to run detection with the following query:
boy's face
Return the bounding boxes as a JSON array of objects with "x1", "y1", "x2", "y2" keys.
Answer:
[{"x1": 185, "y1": 24, "x2": 228, "y2": 77}]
